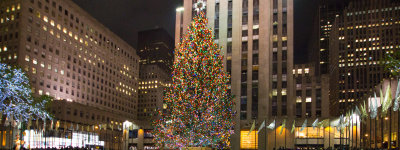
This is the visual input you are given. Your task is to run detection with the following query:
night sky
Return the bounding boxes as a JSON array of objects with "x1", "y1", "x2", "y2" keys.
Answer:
[{"x1": 73, "y1": 0, "x2": 319, "y2": 63}]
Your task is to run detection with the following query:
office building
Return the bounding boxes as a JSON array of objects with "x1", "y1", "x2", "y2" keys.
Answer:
[
  {"x1": 138, "y1": 28, "x2": 174, "y2": 73},
  {"x1": 137, "y1": 28, "x2": 173, "y2": 120},
  {"x1": 124, "y1": 28, "x2": 174, "y2": 149},
  {"x1": 329, "y1": 0, "x2": 400, "y2": 115},
  {"x1": 0, "y1": 0, "x2": 139, "y2": 149}
]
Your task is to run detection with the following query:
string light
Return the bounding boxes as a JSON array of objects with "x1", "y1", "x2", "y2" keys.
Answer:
[{"x1": 152, "y1": 12, "x2": 235, "y2": 149}]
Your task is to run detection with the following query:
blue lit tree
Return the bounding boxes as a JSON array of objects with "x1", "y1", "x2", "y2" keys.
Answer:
[{"x1": 0, "y1": 63, "x2": 51, "y2": 122}]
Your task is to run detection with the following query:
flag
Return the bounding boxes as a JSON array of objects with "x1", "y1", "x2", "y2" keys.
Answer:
[
  {"x1": 370, "y1": 93, "x2": 378, "y2": 119},
  {"x1": 291, "y1": 120, "x2": 296, "y2": 133},
  {"x1": 257, "y1": 120, "x2": 265, "y2": 134},
  {"x1": 318, "y1": 119, "x2": 329, "y2": 128},
  {"x1": 394, "y1": 79, "x2": 400, "y2": 111},
  {"x1": 267, "y1": 120, "x2": 276, "y2": 129},
  {"x1": 338, "y1": 115, "x2": 344, "y2": 132},
  {"x1": 360, "y1": 101, "x2": 368, "y2": 119},
  {"x1": 312, "y1": 118, "x2": 319, "y2": 129},
  {"x1": 355, "y1": 106, "x2": 361, "y2": 116},
  {"x1": 381, "y1": 84, "x2": 393, "y2": 117},
  {"x1": 280, "y1": 119, "x2": 286, "y2": 135},
  {"x1": 300, "y1": 119, "x2": 307, "y2": 131},
  {"x1": 248, "y1": 120, "x2": 255, "y2": 136}
]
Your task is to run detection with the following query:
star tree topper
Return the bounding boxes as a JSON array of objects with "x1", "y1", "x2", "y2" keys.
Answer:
[{"x1": 193, "y1": 0, "x2": 206, "y2": 14}]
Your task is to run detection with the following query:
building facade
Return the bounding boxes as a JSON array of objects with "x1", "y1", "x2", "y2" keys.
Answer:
[
  {"x1": 0, "y1": 0, "x2": 139, "y2": 149},
  {"x1": 137, "y1": 28, "x2": 173, "y2": 120},
  {"x1": 329, "y1": 0, "x2": 400, "y2": 115},
  {"x1": 126, "y1": 28, "x2": 174, "y2": 149}
]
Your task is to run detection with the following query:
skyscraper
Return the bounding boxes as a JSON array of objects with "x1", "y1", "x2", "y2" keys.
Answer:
[
  {"x1": 137, "y1": 28, "x2": 173, "y2": 121},
  {"x1": 329, "y1": 0, "x2": 400, "y2": 115},
  {"x1": 176, "y1": 0, "x2": 294, "y2": 149}
]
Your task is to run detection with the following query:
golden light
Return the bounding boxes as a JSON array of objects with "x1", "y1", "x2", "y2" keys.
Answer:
[
  {"x1": 385, "y1": 117, "x2": 389, "y2": 120},
  {"x1": 365, "y1": 134, "x2": 368, "y2": 137},
  {"x1": 240, "y1": 130, "x2": 258, "y2": 149},
  {"x1": 95, "y1": 126, "x2": 99, "y2": 130}
]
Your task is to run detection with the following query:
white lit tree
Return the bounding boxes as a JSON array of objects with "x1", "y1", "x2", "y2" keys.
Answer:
[{"x1": 0, "y1": 63, "x2": 51, "y2": 122}]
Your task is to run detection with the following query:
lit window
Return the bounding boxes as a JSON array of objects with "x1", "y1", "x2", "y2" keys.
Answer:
[
  {"x1": 57, "y1": 24, "x2": 61, "y2": 30},
  {"x1": 306, "y1": 97, "x2": 312, "y2": 102},
  {"x1": 38, "y1": 90, "x2": 43, "y2": 95},
  {"x1": 36, "y1": 11, "x2": 40, "y2": 18},
  {"x1": 297, "y1": 69, "x2": 302, "y2": 74},
  {"x1": 296, "y1": 97, "x2": 302, "y2": 103},
  {"x1": 272, "y1": 89, "x2": 278, "y2": 96},
  {"x1": 304, "y1": 68, "x2": 309, "y2": 74},
  {"x1": 282, "y1": 89, "x2": 287, "y2": 95},
  {"x1": 43, "y1": 16, "x2": 48, "y2": 22},
  {"x1": 32, "y1": 68, "x2": 37, "y2": 74},
  {"x1": 40, "y1": 62, "x2": 45, "y2": 68},
  {"x1": 33, "y1": 59, "x2": 37, "y2": 64},
  {"x1": 50, "y1": 20, "x2": 55, "y2": 26}
]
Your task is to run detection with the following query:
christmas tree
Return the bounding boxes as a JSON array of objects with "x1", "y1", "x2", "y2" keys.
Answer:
[
  {"x1": 152, "y1": 11, "x2": 235, "y2": 149},
  {"x1": 0, "y1": 63, "x2": 51, "y2": 121}
]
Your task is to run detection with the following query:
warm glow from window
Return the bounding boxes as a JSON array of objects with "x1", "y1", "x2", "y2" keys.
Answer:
[
  {"x1": 306, "y1": 97, "x2": 312, "y2": 103},
  {"x1": 43, "y1": 16, "x2": 48, "y2": 22}
]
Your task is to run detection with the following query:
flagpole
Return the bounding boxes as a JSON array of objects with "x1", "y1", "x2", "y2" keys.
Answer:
[
  {"x1": 274, "y1": 122, "x2": 276, "y2": 150},
  {"x1": 389, "y1": 109, "x2": 392, "y2": 150},
  {"x1": 328, "y1": 121, "x2": 330, "y2": 149},
  {"x1": 381, "y1": 115, "x2": 384, "y2": 149},
  {"x1": 265, "y1": 119, "x2": 267, "y2": 150},
  {"x1": 306, "y1": 124, "x2": 308, "y2": 150},
  {"x1": 284, "y1": 123, "x2": 286, "y2": 150}
]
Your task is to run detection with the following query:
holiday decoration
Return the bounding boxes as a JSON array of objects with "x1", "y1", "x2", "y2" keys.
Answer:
[
  {"x1": 0, "y1": 63, "x2": 51, "y2": 122},
  {"x1": 193, "y1": 0, "x2": 206, "y2": 13},
  {"x1": 152, "y1": 12, "x2": 235, "y2": 149}
]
